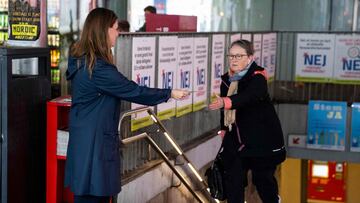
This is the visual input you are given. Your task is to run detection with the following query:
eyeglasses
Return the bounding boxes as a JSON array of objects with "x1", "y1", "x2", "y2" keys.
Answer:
[{"x1": 226, "y1": 54, "x2": 248, "y2": 60}]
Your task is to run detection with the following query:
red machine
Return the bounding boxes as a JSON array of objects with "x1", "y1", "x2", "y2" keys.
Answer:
[
  {"x1": 145, "y1": 13, "x2": 197, "y2": 32},
  {"x1": 307, "y1": 160, "x2": 346, "y2": 202}
]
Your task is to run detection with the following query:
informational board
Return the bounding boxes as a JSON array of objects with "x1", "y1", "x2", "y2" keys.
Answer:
[
  {"x1": 295, "y1": 34, "x2": 335, "y2": 82},
  {"x1": 253, "y1": 34, "x2": 262, "y2": 66},
  {"x1": 230, "y1": 33, "x2": 241, "y2": 43},
  {"x1": 307, "y1": 100, "x2": 347, "y2": 151},
  {"x1": 241, "y1": 33, "x2": 252, "y2": 42},
  {"x1": 131, "y1": 37, "x2": 156, "y2": 131},
  {"x1": 157, "y1": 36, "x2": 178, "y2": 120},
  {"x1": 192, "y1": 37, "x2": 209, "y2": 112},
  {"x1": 210, "y1": 34, "x2": 225, "y2": 101},
  {"x1": 333, "y1": 35, "x2": 360, "y2": 84},
  {"x1": 176, "y1": 37, "x2": 194, "y2": 117},
  {"x1": 261, "y1": 33, "x2": 272, "y2": 76},
  {"x1": 268, "y1": 33, "x2": 277, "y2": 81}
]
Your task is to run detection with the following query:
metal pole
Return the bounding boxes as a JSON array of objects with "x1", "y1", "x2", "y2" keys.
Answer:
[
  {"x1": 147, "y1": 109, "x2": 210, "y2": 188},
  {"x1": 353, "y1": 0, "x2": 359, "y2": 31},
  {"x1": 145, "y1": 136, "x2": 204, "y2": 203}
]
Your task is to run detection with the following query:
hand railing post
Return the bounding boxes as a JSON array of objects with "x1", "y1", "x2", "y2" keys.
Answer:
[{"x1": 118, "y1": 107, "x2": 215, "y2": 202}]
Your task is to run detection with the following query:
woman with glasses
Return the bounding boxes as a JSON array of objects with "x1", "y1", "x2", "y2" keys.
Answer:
[{"x1": 209, "y1": 40, "x2": 286, "y2": 203}]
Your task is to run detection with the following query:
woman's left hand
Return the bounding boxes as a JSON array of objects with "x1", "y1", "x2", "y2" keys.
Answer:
[{"x1": 208, "y1": 95, "x2": 224, "y2": 110}]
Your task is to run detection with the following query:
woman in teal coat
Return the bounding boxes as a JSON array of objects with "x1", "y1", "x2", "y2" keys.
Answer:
[{"x1": 64, "y1": 8, "x2": 188, "y2": 203}]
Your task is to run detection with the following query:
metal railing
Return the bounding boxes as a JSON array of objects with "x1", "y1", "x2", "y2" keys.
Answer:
[{"x1": 118, "y1": 107, "x2": 216, "y2": 203}]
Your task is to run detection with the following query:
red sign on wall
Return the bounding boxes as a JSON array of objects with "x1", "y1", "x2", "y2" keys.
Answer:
[
  {"x1": 145, "y1": 13, "x2": 197, "y2": 32},
  {"x1": 307, "y1": 160, "x2": 346, "y2": 202}
]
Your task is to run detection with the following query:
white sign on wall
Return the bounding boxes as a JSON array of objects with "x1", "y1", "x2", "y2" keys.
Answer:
[
  {"x1": 261, "y1": 33, "x2": 271, "y2": 72},
  {"x1": 253, "y1": 34, "x2": 262, "y2": 66},
  {"x1": 157, "y1": 36, "x2": 178, "y2": 120},
  {"x1": 295, "y1": 34, "x2": 335, "y2": 82},
  {"x1": 210, "y1": 34, "x2": 225, "y2": 101},
  {"x1": 241, "y1": 34, "x2": 252, "y2": 42},
  {"x1": 261, "y1": 33, "x2": 277, "y2": 81},
  {"x1": 176, "y1": 38, "x2": 194, "y2": 117},
  {"x1": 193, "y1": 37, "x2": 209, "y2": 112},
  {"x1": 230, "y1": 33, "x2": 241, "y2": 43},
  {"x1": 131, "y1": 37, "x2": 156, "y2": 131},
  {"x1": 269, "y1": 33, "x2": 277, "y2": 81},
  {"x1": 333, "y1": 35, "x2": 360, "y2": 84}
]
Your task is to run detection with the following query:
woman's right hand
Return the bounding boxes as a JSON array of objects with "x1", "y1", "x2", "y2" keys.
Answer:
[
  {"x1": 218, "y1": 130, "x2": 226, "y2": 139},
  {"x1": 171, "y1": 89, "x2": 190, "y2": 100}
]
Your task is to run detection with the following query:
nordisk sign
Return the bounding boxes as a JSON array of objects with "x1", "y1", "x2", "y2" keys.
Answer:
[{"x1": 11, "y1": 24, "x2": 38, "y2": 38}]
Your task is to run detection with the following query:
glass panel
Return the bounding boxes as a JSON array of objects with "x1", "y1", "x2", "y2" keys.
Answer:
[
  {"x1": 274, "y1": 0, "x2": 330, "y2": 31},
  {"x1": 167, "y1": 0, "x2": 212, "y2": 31},
  {"x1": 128, "y1": 0, "x2": 153, "y2": 32},
  {"x1": 331, "y1": 0, "x2": 353, "y2": 31},
  {"x1": 12, "y1": 57, "x2": 39, "y2": 75},
  {"x1": 357, "y1": 0, "x2": 360, "y2": 30},
  {"x1": 231, "y1": 0, "x2": 272, "y2": 31}
]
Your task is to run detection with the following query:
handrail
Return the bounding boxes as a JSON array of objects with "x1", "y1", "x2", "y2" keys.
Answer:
[
  {"x1": 118, "y1": 107, "x2": 215, "y2": 203},
  {"x1": 121, "y1": 131, "x2": 203, "y2": 202}
]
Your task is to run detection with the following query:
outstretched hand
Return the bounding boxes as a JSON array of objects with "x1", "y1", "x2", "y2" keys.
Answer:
[
  {"x1": 208, "y1": 94, "x2": 224, "y2": 110},
  {"x1": 171, "y1": 89, "x2": 190, "y2": 100}
]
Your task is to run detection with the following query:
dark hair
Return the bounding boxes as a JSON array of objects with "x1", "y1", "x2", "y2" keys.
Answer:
[
  {"x1": 230, "y1": 40, "x2": 254, "y2": 56},
  {"x1": 118, "y1": 20, "x2": 130, "y2": 32},
  {"x1": 144, "y1": 5, "x2": 156, "y2": 14},
  {"x1": 70, "y1": 8, "x2": 118, "y2": 75}
]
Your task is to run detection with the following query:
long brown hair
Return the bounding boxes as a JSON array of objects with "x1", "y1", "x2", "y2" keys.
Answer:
[{"x1": 70, "y1": 8, "x2": 118, "y2": 75}]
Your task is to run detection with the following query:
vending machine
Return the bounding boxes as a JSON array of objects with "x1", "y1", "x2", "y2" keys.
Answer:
[
  {"x1": 307, "y1": 160, "x2": 346, "y2": 203},
  {"x1": 0, "y1": 47, "x2": 51, "y2": 203}
]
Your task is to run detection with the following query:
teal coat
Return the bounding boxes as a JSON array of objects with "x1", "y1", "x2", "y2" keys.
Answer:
[{"x1": 64, "y1": 56, "x2": 171, "y2": 196}]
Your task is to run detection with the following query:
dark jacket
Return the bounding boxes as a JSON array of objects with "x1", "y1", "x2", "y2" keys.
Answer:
[
  {"x1": 137, "y1": 23, "x2": 146, "y2": 32},
  {"x1": 64, "y1": 56, "x2": 171, "y2": 196},
  {"x1": 220, "y1": 62, "x2": 285, "y2": 166}
]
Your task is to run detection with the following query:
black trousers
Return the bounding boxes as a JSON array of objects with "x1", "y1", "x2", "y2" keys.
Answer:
[
  {"x1": 224, "y1": 156, "x2": 279, "y2": 203},
  {"x1": 74, "y1": 195, "x2": 111, "y2": 203}
]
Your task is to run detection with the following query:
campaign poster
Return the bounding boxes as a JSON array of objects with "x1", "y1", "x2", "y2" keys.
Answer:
[
  {"x1": 176, "y1": 37, "x2": 193, "y2": 117},
  {"x1": 269, "y1": 33, "x2": 277, "y2": 81},
  {"x1": 261, "y1": 33, "x2": 271, "y2": 77},
  {"x1": 131, "y1": 37, "x2": 156, "y2": 131},
  {"x1": 295, "y1": 34, "x2": 335, "y2": 82},
  {"x1": 157, "y1": 36, "x2": 178, "y2": 120},
  {"x1": 307, "y1": 100, "x2": 347, "y2": 151},
  {"x1": 241, "y1": 33, "x2": 252, "y2": 42},
  {"x1": 193, "y1": 37, "x2": 209, "y2": 112},
  {"x1": 210, "y1": 34, "x2": 225, "y2": 102},
  {"x1": 351, "y1": 103, "x2": 360, "y2": 152},
  {"x1": 253, "y1": 34, "x2": 262, "y2": 66},
  {"x1": 230, "y1": 33, "x2": 241, "y2": 43},
  {"x1": 333, "y1": 35, "x2": 360, "y2": 84}
]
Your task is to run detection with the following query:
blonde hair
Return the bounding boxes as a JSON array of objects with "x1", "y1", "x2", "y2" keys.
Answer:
[{"x1": 70, "y1": 8, "x2": 118, "y2": 75}]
